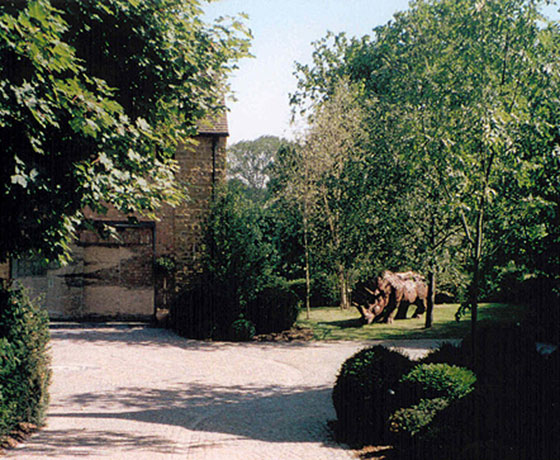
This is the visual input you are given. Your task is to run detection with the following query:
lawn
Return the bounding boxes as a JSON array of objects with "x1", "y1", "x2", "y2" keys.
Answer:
[{"x1": 295, "y1": 303, "x2": 529, "y2": 340}]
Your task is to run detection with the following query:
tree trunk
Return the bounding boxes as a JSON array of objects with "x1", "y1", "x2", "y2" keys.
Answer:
[
  {"x1": 425, "y1": 213, "x2": 436, "y2": 329},
  {"x1": 425, "y1": 270, "x2": 436, "y2": 328},
  {"x1": 338, "y1": 265, "x2": 349, "y2": 309},
  {"x1": 303, "y1": 210, "x2": 311, "y2": 320},
  {"x1": 469, "y1": 200, "x2": 485, "y2": 354}
]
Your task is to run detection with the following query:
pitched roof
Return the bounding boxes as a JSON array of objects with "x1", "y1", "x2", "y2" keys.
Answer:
[{"x1": 196, "y1": 110, "x2": 229, "y2": 136}]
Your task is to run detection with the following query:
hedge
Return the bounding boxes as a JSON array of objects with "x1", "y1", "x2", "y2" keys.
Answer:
[{"x1": 0, "y1": 284, "x2": 51, "y2": 439}]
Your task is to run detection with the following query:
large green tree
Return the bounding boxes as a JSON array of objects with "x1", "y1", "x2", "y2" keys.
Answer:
[
  {"x1": 293, "y1": 0, "x2": 560, "y2": 335},
  {"x1": 227, "y1": 135, "x2": 286, "y2": 195},
  {"x1": 0, "y1": 0, "x2": 250, "y2": 262}
]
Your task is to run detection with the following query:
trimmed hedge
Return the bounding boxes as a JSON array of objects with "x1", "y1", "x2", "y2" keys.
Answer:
[
  {"x1": 246, "y1": 280, "x2": 299, "y2": 334},
  {"x1": 0, "y1": 284, "x2": 51, "y2": 439},
  {"x1": 397, "y1": 363, "x2": 476, "y2": 407},
  {"x1": 332, "y1": 346, "x2": 413, "y2": 445},
  {"x1": 389, "y1": 363, "x2": 476, "y2": 450},
  {"x1": 388, "y1": 397, "x2": 449, "y2": 447},
  {"x1": 401, "y1": 326, "x2": 560, "y2": 460}
]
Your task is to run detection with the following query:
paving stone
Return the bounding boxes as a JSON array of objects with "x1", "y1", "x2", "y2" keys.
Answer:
[{"x1": 5, "y1": 325, "x2": 449, "y2": 459}]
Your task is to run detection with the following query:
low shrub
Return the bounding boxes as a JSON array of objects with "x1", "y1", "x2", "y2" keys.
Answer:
[
  {"x1": 169, "y1": 274, "x2": 232, "y2": 340},
  {"x1": 460, "y1": 323, "x2": 540, "y2": 385},
  {"x1": 228, "y1": 315, "x2": 256, "y2": 342},
  {"x1": 389, "y1": 363, "x2": 475, "y2": 451},
  {"x1": 397, "y1": 363, "x2": 476, "y2": 407},
  {"x1": 0, "y1": 284, "x2": 51, "y2": 439},
  {"x1": 332, "y1": 346, "x2": 413, "y2": 445},
  {"x1": 246, "y1": 280, "x2": 299, "y2": 334},
  {"x1": 388, "y1": 397, "x2": 449, "y2": 448},
  {"x1": 407, "y1": 333, "x2": 560, "y2": 460},
  {"x1": 419, "y1": 342, "x2": 464, "y2": 366}
]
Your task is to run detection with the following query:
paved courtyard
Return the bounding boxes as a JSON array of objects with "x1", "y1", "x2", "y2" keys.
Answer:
[{"x1": 6, "y1": 325, "x2": 449, "y2": 459}]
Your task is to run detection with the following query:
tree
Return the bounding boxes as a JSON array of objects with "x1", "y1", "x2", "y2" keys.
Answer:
[
  {"x1": 227, "y1": 135, "x2": 286, "y2": 196},
  {"x1": 292, "y1": 0, "x2": 560, "y2": 338},
  {"x1": 0, "y1": 0, "x2": 250, "y2": 262},
  {"x1": 299, "y1": 80, "x2": 371, "y2": 309}
]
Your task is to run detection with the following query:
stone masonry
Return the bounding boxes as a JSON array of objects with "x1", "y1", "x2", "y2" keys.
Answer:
[{"x1": 5, "y1": 114, "x2": 228, "y2": 320}]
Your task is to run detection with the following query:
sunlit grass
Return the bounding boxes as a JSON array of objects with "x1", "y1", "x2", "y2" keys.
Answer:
[{"x1": 296, "y1": 303, "x2": 529, "y2": 340}]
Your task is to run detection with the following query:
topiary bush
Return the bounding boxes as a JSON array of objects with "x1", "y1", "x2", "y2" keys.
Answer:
[
  {"x1": 246, "y1": 279, "x2": 299, "y2": 334},
  {"x1": 332, "y1": 346, "x2": 413, "y2": 445},
  {"x1": 0, "y1": 284, "x2": 51, "y2": 439},
  {"x1": 397, "y1": 363, "x2": 476, "y2": 408},
  {"x1": 389, "y1": 363, "x2": 476, "y2": 452},
  {"x1": 404, "y1": 330, "x2": 560, "y2": 460},
  {"x1": 388, "y1": 397, "x2": 449, "y2": 448},
  {"x1": 228, "y1": 314, "x2": 256, "y2": 342}
]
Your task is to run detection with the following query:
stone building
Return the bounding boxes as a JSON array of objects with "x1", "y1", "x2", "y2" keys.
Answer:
[{"x1": 6, "y1": 114, "x2": 228, "y2": 321}]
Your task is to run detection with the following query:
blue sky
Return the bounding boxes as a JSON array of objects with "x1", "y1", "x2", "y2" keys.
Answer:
[
  {"x1": 204, "y1": 1, "x2": 559, "y2": 144},
  {"x1": 204, "y1": 1, "x2": 411, "y2": 143}
]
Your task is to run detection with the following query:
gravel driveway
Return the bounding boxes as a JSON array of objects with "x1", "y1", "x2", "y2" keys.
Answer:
[{"x1": 6, "y1": 325, "x2": 451, "y2": 460}]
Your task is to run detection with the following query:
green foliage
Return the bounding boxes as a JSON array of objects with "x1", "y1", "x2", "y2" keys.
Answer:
[
  {"x1": 292, "y1": 0, "x2": 560, "y2": 335},
  {"x1": 170, "y1": 184, "x2": 299, "y2": 339},
  {"x1": 228, "y1": 314, "x2": 256, "y2": 342},
  {"x1": 389, "y1": 363, "x2": 476, "y2": 450},
  {"x1": 0, "y1": 284, "x2": 51, "y2": 438},
  {"x1": 332, "y1": 346, "x2": 413, "y2": 445},
  {"x1": 227, "y1": 135, "x2": 288, "y2": 194},
  {"x1": 154, "y1": 256, "x2": 176, "y2": 275},
  {"x1": 246, "y1": 280, "x2": 299, "y2": 334},
  {"x1": 388, "y1": 397, "x2": 449, "y2": 446},
  {"x1": 399, "y1": 363, "x2": 476, "y2": 404},
  {"x1": 203, "y1": 183, "x2": 274, "y2": 307},
  {"x1": 0, "y1": 0, "x2": 250, "y2": 262},
  {"x1": 396, "y1": 325, "x2": 560, "y2": 460}
]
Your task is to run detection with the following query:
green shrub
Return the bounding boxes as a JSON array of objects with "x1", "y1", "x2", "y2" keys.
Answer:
[
  {"x1": 389, "y1": 363, "x2": 475, "y2": 452},
  {"x1": 169, "y1": 183, "x2": 279, "y2": 340},
  {"x1": 388, "y1": 397, "x2": 449, "y2": 447},
  {"x1": 228, "y1": 315, "x2": 256, "y2": 342},
  {"x1": 460, "y1": 323, "x2": 540, "y2": 385},
  {"x1": 332, "y1": 346, "x2": 413, "y2": 445},
  {"x1": 397, "y1": 363, "x2": 476, "y2": 407},
  {"x1": 246, "y1": 279, "x2": 299, "y2": 334},
  {"x1": 0, "y1": 284, "x2": 51, "y2": 439},
  {"x1": 408, "y1": 338, "x2": 560, "y2": 460},
  {"x1": 420, "y1": 342, "x2": 464, "y2": 366}
]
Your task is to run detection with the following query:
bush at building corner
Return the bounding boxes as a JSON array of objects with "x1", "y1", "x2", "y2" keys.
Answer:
[
  {"x1": 229, "y1": 314, "x2": 256, "y2": 342},
  {"x1": 169, "y1": 184, "x2": 300, "y2": 340},
  {"x1": 0, "y1": 284, "x2": 51, "y2": 439}
]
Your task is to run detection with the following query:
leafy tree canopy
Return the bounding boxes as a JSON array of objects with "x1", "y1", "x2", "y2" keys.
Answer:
[
  {"x1": 227, "y1": 135, "x2": 287, "y2": 193},
  {"x1": 0, "y1": 0, "x2": 251, "y2": 262}
]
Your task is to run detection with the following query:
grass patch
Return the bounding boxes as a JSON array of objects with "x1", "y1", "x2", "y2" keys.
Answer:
[{"x1": 295, "y1": 303, "x2": 529, "y2": 340}]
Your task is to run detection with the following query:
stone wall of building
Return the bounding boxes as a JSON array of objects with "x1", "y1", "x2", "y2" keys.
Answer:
[
  {"x1": 171, "y1": 135, "x2": 227, "y2": 285},
  {"x1": 9, "y1": 126, "x2": 227, "y2": 319}
]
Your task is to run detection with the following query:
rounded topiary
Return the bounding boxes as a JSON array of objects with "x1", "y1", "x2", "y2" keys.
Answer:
[
  {"x1": 229, "y1": 315, "x2": 256, "y2": 342},
  {"x1": 397, "y1": 363, "x2": 476, "y2": 408},
  {"x1": 332, "y1": 345, "x2": 413, "y2": 445},
  {"x1": 388, "y1": 397, "x2": 449, "y2": 448},
  {"x1": 246, "y1": 281, "x2": 299, "y2": 334}
]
